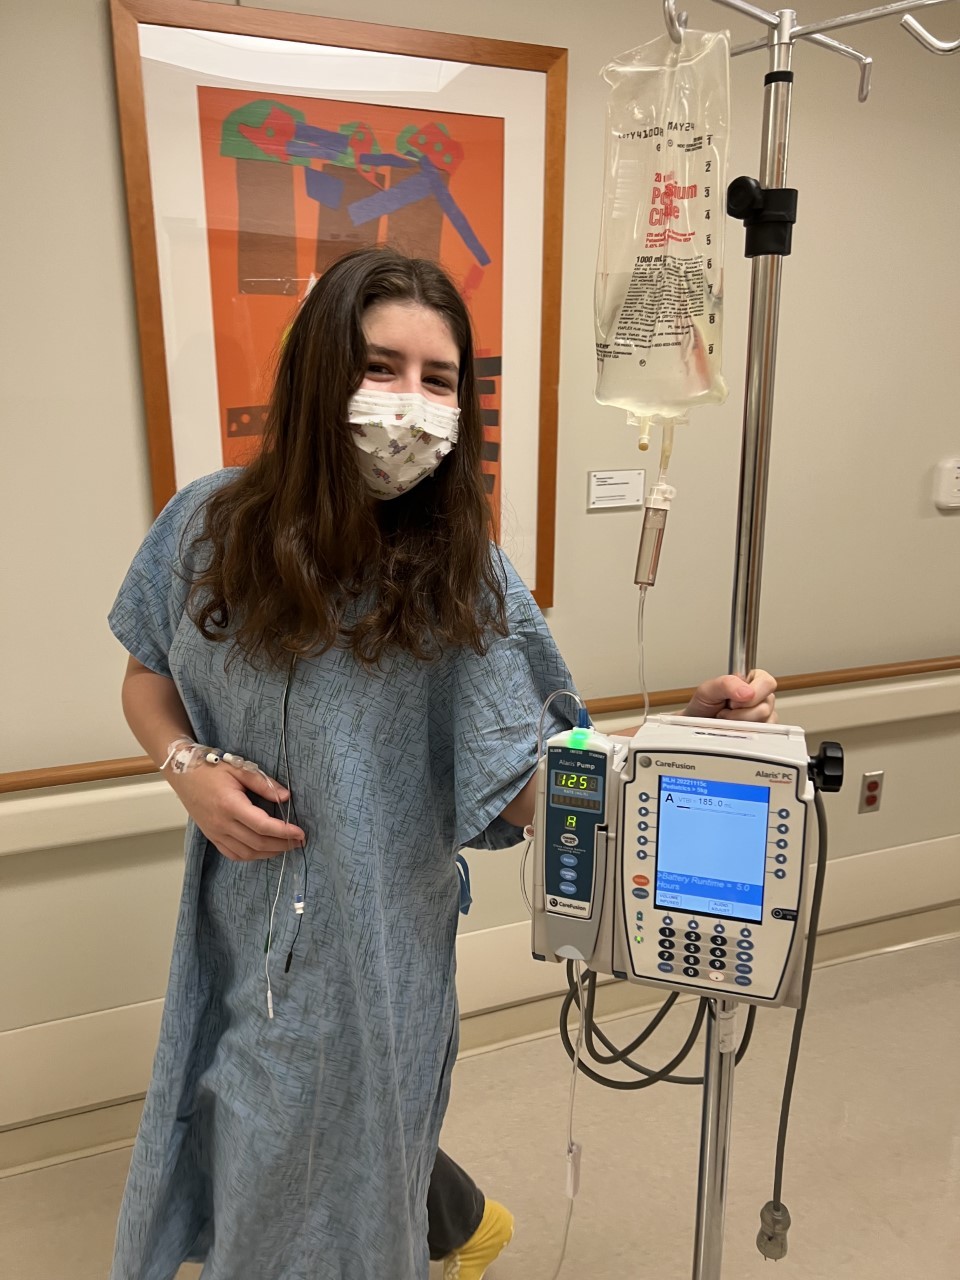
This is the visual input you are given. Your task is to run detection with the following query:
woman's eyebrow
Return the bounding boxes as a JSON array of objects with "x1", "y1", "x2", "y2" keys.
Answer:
[{"x1": 367, "y1": 343, "x2": 459, "y2": 374}]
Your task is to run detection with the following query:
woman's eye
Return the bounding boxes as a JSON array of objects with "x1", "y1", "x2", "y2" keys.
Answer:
[
  {"x1": 367, "y1": 363, "x2": 392, "y2": 376},
  {"x1": 425, "y1": 376, "x2": 454, "y2": 391}
]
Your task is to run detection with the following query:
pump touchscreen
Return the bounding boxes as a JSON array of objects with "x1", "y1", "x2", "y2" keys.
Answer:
[{"x1": 654, "y1": 775, "x2": 770, "y2": 923}]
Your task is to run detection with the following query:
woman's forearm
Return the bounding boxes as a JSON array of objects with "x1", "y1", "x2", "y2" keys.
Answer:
[
  {"x1": 500, "y1": 772, "x2": 537, "y2": 830},
  {"x1": 121, "y1": 656, "x2": 195, "y2": 768},
  {"x1": 121, "y1": 655, "x2": 303, "y2": 854}
]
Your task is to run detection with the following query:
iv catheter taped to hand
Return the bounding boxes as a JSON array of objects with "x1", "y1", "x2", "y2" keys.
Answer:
[
  {"x1": 595, "y1": 29, "x2": 731, "y2": 449},
  {"x1": 161, "y1": 738, "x2": 265, "y2": 775}
]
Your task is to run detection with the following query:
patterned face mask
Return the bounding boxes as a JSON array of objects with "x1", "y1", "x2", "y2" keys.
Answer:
[{"x1": 348, "y1": 390, "x2": 461, "y2": 500}]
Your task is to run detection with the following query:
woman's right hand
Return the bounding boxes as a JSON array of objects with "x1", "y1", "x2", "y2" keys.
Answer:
[{"x1": 168, "y1": 761, "x2": 306, "y2": 861}]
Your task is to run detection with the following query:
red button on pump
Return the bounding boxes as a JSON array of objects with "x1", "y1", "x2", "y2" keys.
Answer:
[{"x1": 633, "y1": 874, "x2": 650, "y2": 887}]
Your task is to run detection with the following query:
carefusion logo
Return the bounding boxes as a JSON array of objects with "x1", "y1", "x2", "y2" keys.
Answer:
[
  {"x1": 549, "y1": 897, "x2": 589, "y2": 916},
  {"x1": 656, "y1": 760, "x2": 696, "y2": 770}
]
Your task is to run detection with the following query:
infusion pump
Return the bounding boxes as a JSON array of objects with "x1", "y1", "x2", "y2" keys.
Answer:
[{"x1": 532, "y1": 716, "x2": 839, "y2": 1008}]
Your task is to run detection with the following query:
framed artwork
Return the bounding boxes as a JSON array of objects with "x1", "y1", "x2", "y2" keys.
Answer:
[{"x1": 111, "y1": 0, "x2": 567, "y2": 604}]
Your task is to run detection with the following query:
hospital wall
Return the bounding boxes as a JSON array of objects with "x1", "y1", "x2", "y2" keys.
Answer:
[{"x1": 1, "y1": 0, "x2": 958, "y2": 1163}]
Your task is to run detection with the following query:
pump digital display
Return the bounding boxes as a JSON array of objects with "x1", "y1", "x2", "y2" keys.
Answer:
[
  {"x1": 654, "y1": 775, "x2": 770, "y2": 924},
  {"x1": 554, "y1": 773, "x2": 600, "y2": 792},
  {"x1": 549, "y1": 769, "x2": 603, "y2": 812}
]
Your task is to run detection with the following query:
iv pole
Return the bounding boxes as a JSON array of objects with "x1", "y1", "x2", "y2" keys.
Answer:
[{"x1": 658, "y1": 3, "x2": 959, "y2": 1278}]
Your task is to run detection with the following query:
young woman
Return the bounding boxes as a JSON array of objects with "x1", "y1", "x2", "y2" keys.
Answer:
[{"x1": 109, "y1": 247, "x2": 775, "y2": 1280}]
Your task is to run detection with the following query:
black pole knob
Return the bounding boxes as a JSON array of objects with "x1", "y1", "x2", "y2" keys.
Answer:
[
  {"x1": 809, "y1": 741, "x2": 844, "y2": 794},
  {"x1": 726, "y1": 176, "x2": 764, "y2": 219},
  {"x1": 726, "y1": 176, "x2": 798, "y2": 257}
]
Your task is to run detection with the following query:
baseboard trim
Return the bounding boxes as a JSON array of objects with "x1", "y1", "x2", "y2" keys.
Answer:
[
  {"x1": 0, "y1": 1001, "x2": 163, "y2": 1130},
  {"x1": 0, "y1": 1101, "x2": 145, "y2": 1180},
  {"x1": 3, "y1": 902, "x2": 957, "y2": 1178},
  {"x1": 3, "y1": 835, "x2": 957, "y2": 1132}
]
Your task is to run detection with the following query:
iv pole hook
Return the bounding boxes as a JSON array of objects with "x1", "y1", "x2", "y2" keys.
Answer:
[
  {"x1": 664, "y1": 0, "x2": 689, "y2": 42},
  {"x1": 901, "y1": 13, "x2": 960, "y2": 52}
]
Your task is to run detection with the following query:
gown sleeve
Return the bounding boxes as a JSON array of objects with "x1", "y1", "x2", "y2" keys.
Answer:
[
  {"x1": 452, "y1": 552, "x2": 580, "y2": 851},
  {"x1": 107, "y1": 472, "x2": 230, "y2": 677}
]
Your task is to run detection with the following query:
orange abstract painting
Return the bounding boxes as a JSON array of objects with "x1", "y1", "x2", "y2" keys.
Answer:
[{"x1": 197, "y1": 87, "x2": 505, "y2": 519}]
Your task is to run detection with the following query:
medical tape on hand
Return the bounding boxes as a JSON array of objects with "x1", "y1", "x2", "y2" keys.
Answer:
[{"x1": 161, "y1": 738, "x2": 264, "y2": 776}]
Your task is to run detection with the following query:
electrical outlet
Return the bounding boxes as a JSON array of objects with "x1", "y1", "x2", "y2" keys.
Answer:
[
  {"x1": 934, "y1": 457, "x2": 960, "y2": 511},
  {"x1": 858, "y1": 771, "x2": 884, "y2": 814}
]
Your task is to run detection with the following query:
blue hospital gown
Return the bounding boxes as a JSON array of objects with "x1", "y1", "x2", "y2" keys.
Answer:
[{"x1": 107, "y1": 472, "x2": 574, "y2": 1280}]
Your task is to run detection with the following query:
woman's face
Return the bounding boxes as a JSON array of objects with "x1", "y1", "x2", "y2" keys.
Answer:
[{"x1": 360, "y1": 302, "x2": 460, "y2": 407}]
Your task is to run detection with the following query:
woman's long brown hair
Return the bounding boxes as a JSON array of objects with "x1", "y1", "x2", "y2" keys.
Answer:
[{"x1": 185, "y1": 247, "x2": 508, "y2": 669}]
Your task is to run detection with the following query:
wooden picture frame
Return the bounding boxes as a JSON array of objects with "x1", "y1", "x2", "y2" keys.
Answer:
[{"x1": 110, "y1": 0, "x2": 567, "y2": 605}]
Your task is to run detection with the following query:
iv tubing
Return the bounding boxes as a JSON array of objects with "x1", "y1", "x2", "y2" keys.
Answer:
[
  {"x1": 546, "y1": 963, "x2": 587, "y2": 1280},
  {"x1": 658, "y1": 420, "x2": 677, "y2": 482},
  {"x1": 636, "y1": 587, "x2": 650, "y2": 728},
  {"x1": 538, "y1": 689, "x2": 586, "y2": 761}
]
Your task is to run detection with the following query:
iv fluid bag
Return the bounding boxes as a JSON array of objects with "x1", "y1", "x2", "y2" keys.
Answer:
[{"x1": 595, "y1": 31, "x2": 731, "y2": 426}]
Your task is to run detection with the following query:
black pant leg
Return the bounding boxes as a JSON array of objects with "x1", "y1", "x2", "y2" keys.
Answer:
[{"x1": 427, "y1": 1147, "x2": 486, "y2": 1261}]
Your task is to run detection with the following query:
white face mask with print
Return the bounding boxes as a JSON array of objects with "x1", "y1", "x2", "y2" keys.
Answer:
[{"x1": 348, "y1": 390, "x2": 461, "y2": 500}]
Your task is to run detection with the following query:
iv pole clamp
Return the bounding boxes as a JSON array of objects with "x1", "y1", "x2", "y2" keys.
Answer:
[
  {"x1": 726, "y1": 177, "x2": 797, "y2": 259},
  {"x1": 660, "y1": 4, "x2": 955, "y2": 1280}
]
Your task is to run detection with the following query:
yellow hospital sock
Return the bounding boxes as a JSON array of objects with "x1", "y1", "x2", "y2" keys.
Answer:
[{"x1": 442, "y1": 1200, "x2": 515, "y2": 1280}]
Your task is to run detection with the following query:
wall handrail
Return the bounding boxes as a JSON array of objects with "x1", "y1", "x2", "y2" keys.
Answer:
[{"x1": 3, "y1": 656, "x2": 957, "y2": 795}]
